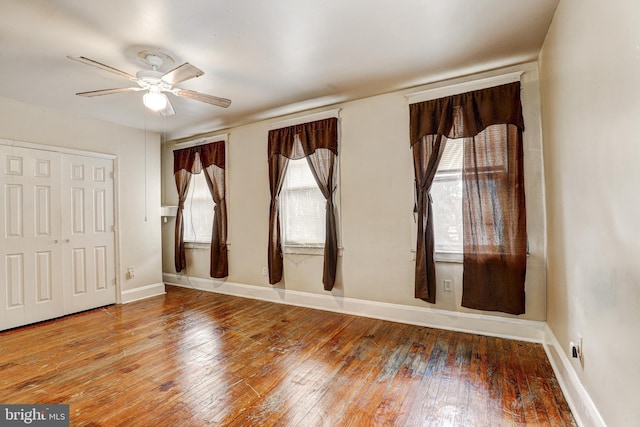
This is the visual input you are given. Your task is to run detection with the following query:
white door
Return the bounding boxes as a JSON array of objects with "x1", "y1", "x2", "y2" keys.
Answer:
[
  {"x1": 0, "y1": 146, "x2": 117, "y2": 331},
  {"x1": 0, "y1": 146, "x2": 64, "y2": 330},
  {"x1": 61, "y1": 154, "x2": 116, "y2": 313}
]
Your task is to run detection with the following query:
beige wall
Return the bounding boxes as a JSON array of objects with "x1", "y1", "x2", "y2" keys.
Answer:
[
  {"x1": 539, "y1": 0, "x2": 640, "y2": 425},
  {"x1": 162, "y1": 63, "x2": 547, "y2": 322},
  {"x1": 0, "y1": 95, "x2": 163, "y2": 294}
]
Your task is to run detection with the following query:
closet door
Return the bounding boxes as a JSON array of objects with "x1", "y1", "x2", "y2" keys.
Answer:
[
  {"x1": 61, "y1": 154, "x2": 116, "y2": 313},
  {"x1": 0, "y1": 146, "x2": 64, "y2": 330}
]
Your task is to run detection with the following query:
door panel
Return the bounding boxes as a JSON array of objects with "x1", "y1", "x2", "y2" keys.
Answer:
[
  {"x1": 94, "y1": 189, "x2": 106, "y2": 233},
  {"x1": 35, "y1": 186, "x2": 52, "y2": 236},
  {"x1": 61, "y1": 154, "x2": 115, "y2": 313},
  {"x1": 6, "y1": 254, "x2": 24, "y2": 307},
  {"x1": 71, "y1": 187, "x2": 85, "y2": 234},
  {"x1": 71, "y1": 248, "x2": 87, "y2": 295},
  {"x1": 0, "y1": 146, "x2": 63, "y2": 329},
  {"x1": 94, "y1": 246, "x2": 108, "y2": 290},
  {"x1": 5, "y1": 184, "x2": 23, "y2": 237},
  {"x1": 35, "y1": 251, "x2": 54, "y2": 302}
]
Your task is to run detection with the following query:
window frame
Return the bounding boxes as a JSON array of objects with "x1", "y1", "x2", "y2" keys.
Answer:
[
  {"x1": 411, "y1": 141, "x2": 513, "y2": 263},
  {"x1": 431, "y1": 138, "x2": 464, "y2": 257},
  {"x1": 410, "y1": 145, "x2": 465, "y2": 264},
  {"x1": 279, "y1": 158, "x2": 326, "y2": 249},
  {"x1": 267, "y1": 109, "x2": 343, "y2": 257},
  {"x1": 278, "y1": 156, "x2": 342, "y2": 256},
  {"x1": 407, "y1": 72, "x2": 524, "y2": 264},
  {"x1": 183, "y1": 171, "x2": 215, "y2": 245},
  {"x1": 173, "y1": 135, "x2": 229, "y2": 250}
]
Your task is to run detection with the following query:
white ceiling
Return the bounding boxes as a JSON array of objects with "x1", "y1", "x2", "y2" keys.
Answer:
[{"x1": 0, "y1": 0, "x2": 558, "y2": 140}]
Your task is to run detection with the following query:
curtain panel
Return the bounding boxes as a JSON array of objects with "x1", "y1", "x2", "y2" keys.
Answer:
[
  {"x1": 267, "y1": 117, "x2": 339, "y2": 290},
  {"x1": 173, "y1": 140, "x2": 228, "y2": 278},
  {"x1": 409, "y1": 82, "x2": 527, "y2": 314}
]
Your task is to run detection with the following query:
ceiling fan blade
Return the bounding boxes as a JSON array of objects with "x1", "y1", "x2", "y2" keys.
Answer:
[
  {"x1": 67, "y1": 56, "x2": 137, "y2": 81},
  {"x1": 161, "y1": 62, "x2": 204, "y2": 85},
  {"x1": 174, "y1": 89, "x2": 231, "y2": 108},
  {"x1": 160, "y1": 97, "x2": 176, "y2": 117},
  {"x1": 76, "y1": 87, "x2": 142, "y2": 97}
]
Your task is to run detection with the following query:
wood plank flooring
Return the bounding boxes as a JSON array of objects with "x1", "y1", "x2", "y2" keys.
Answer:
[{"x1": 0, "y1": 285, "x2": 576, "y2": 426}]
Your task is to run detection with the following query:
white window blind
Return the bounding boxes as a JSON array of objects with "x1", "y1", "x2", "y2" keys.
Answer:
[
  {"x1": 183, "y1": 172, "x2": 215, "y2": 243},
  {"x1": 280, "y1": 158, "x2": 326, "y2": 247},
  {"x1": 431, "y1": 138, "x2": 463, "y2": 253}
]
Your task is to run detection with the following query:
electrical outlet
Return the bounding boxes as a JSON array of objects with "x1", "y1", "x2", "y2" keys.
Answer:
[
  {"x1": 570, "y1": 334, "x2": 583, "y2": 361},
  {"x1": 443, "y1": 279, "x2": 452, "y2": 292},
  {"x1": 577, "y1": 334, "x2": 583, "y2": 361},
  {"x1": 127, "y1": 267, "x2": 135, "y2": 280},
  {"x1": 262, "y1": 267, "x2": 268, "y2": 276}
]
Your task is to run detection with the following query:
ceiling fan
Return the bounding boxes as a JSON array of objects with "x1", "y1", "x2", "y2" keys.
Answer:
[{"x1": 67, "y1": 53, "x2": 231, "y2": 116}]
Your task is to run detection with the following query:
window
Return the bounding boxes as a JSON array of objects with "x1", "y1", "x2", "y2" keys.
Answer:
[
  {"x1": 279, "y1": 158, "x2": 326, "y2": 247},
  {"x1": 431, "y1": 138, "x2": 463, "y2": 254},
  {"x1": 409, "y1": 81, "x2": 526, "y2": 312},
  {"x1": 431, "y1": 137, "x2": 513, "y2": 255},
  {"x1": 183, "y1": 172, "x2": 214, "y2": 243},
  {"x1": 267, "y1": 116, "x2": 340, "y2": 288}
]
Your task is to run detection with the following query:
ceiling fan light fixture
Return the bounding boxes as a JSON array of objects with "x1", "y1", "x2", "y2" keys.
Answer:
[{"x1": 143, "y1": 86, "x2": 168, "y2": 111}]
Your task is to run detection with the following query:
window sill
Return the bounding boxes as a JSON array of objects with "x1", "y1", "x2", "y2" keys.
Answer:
[
  {"x1": 434, "y1": 252, "x2": 463, "y2": 263},
  {"x1": 411, "y1": 250, "x2": 529, "y2": 263},
  {"x1": 184, "y1": 242, "x2": 232, "y2": 250},
  {"x1": 410, "y1": 249, "x2": 463, "y2": 264},
  {"x1": 185, "y1": 241, "x2": 209, "y2": 249},
  {"x1": 283, "y1": 245, "x2": 344, "y2": 256}
]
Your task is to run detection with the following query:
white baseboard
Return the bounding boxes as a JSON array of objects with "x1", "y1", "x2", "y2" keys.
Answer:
[
  {"x1": 543, "y1": 324, "x2": 606, "y2": 427},
  {"x1": 162, "y1": 273, "x2": 545, "y2": 343},
  {"x1": 120, "y1": 282, "x2": 166, "y2": 304}
]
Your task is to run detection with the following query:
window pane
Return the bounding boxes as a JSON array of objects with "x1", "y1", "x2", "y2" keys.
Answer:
[
  {"x1": 286, "y1": 158, "x2": 318, "y2": 188},
  {"x1": 183, "y1": 173, "x2": 215, "y2": 243},
  {"x1": 281, "y1": 158, "x2": 325, "y2": 246},
  {"x1": 432, "y1": 139, "x2": 463, "y2": 253}
]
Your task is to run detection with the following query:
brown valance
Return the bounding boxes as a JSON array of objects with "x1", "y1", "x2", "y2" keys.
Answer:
[
  {"x1": 174, "y1": 139, "x2": 225, "y2": 173},
  {"x1": 268, "y1": 117, "x2": 338, "y2": 159},
  {"x1": 409, "y1": 82, "x2": 524, "y2": 145}
]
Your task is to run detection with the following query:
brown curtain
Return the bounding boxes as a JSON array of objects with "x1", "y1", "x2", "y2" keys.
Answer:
[
  {"x1": 268, "y1": 117, "x2": 339, "y2": 290},
  {"x1": 409, "y1": 82, "x2": 526, "y2": 314},
  {"x1": 173, "y1": 140, "x2": 228, "y2": 278},
  {"x1": 199, "y1": 142, "x2": 228, "y2": 278},
  {"x1": 411, "y1": 131, "x2": 450, "y2": 303},
  {"x1": 267, "y1": 154, "x2": 289, "y2": 285},
  {"x1": 306, "y1": 147, "x2": 338, "y2": 290},
  {"x1": 174, "y1": 167, "x2": 192, "y2": 273},
  {"x1": 461, "y1": 125, "x2": 526, "y2": 314}
]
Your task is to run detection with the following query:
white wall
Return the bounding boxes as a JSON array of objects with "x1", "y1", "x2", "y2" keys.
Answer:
[
  {"x1": 0, "y1": 95, "x2": 163, "y2": 296},
  {"x1": 162, "y1": 63, "x2": 547, "y2": 321},
  {"x1": 539, "y1": 0, "x2": 640, "y2": 425}
]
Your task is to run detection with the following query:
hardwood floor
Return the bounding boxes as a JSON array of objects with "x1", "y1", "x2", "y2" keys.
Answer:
[{"x1": 0, "y1": 285, "x2": 575, "y2": 426}]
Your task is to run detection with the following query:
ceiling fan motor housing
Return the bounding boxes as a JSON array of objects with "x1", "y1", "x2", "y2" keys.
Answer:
[
  {"x1": 136, "y1": 54, "x2": 166, "y2": 85},
  {"x1": 136, "y1": 69, "x2": 163, "y2": 85}
]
